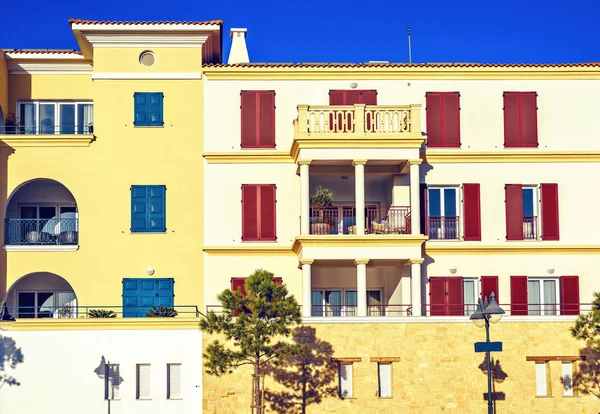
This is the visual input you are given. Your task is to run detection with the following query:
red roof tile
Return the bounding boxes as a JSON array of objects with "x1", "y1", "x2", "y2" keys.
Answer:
[
  {"x1": 4, "y1": 49, "x2": 82, "y2": 55},
  {"x1": 204, "y1": 62, "x2": 600, "y2": 68},
  {"x1": 68, "y1": 19, "x2": 223, "y2": 26}
]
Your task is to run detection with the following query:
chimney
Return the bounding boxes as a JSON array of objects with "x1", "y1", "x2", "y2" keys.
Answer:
[{"x1": 228, "y1": 28, "x2": 249, "y2": 64}]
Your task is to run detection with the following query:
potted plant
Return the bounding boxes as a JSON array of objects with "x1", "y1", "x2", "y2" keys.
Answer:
[
  {"x1": 4, "y1": 113, "x2": 19, "y2": 134},
  {"x1": 310, "y1": 185, "x2": 335, "y2": 234},
  {"x1": 146, "y1": 306, "x2": 178, "y2": 317},
  {"x1": 88, "y1": 309, "x2": 117, "y2": 318}
]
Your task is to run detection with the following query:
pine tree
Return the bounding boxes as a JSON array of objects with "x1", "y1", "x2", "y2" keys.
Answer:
[
  {"x1": 200, "y1": 269, "x2": 302, "y2": 413},
  {"x1": 571, "y1": 292, "x2": 600, "y2": 397}
]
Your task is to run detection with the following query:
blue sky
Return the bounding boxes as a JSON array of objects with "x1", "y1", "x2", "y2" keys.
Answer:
[{"x1": 1, "y1": 0, "x2": 598, "y2": 64}]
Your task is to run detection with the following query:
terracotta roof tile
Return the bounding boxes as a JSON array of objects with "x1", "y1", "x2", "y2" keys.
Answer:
[
  {"x1": 4, "y1": 49, "x2": 82, "y2": 55},
  {"x1": 68, "y1": 19, "x2": 223, "y2": 26},
  {"x1": 204, "y1": 62, "x2": 600, "y2": 68}
]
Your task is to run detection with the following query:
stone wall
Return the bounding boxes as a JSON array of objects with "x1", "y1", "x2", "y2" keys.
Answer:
[{"x1": 202, "y1": 320, "x2": 599, "y2": 413}]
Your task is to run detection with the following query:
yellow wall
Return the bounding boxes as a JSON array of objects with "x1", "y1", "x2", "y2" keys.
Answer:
[
  {"x1": 93, "y1": 47, "x2": 204, "y2": 73},
  {"x1": 203, "y1": 321, "x2": 599, "y2": 413},
  {"x1": 3, "y1": 47, "x2": 205, "y2": 311}
]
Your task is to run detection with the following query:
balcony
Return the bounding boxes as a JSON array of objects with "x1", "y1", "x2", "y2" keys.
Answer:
[
  {"x1": 428, "y1": 217, "x2": 459, "y2": 240},
  {"x1": 524, "y1": 216, "x2": 537, "y2": 240},
  {"x1": 294, "y1": 103, "x2": 422, "y2": 139},
  {"x1": 310, "y1": 206, "x2": 411, "y2": 235},
  {"x1": 4, "y1": 179, "x2": 79, "y2": 250}
]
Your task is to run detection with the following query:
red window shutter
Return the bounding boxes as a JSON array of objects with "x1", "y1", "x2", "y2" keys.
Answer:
[
  {"x1": 510, "y1": 276, "x2": 528, "y2": 316},
  {"x1": 503, "y1": 92, "x2": 520, "y2": 147},
  {"x1": 540, "y1": 183, "x2": 559, "y2": 241},
  {"x1": 258, "y1": 91, "x2": 275, "y2": 148},
  {"x1": 481, "y1": 276, "x2": 499, "y2": 304},
  {"x1": 241, "y1": 91, "x2": 258, "y2": 148},
  {"x1": 429, "y1": 277, "x2": 446, "y2": 316},
  {"x1": 231, "y1": 277, "x2": 247, "y2": 296},
  {"x1": 521, "y1": 92, "x2": 538, "y2": 147},
  {"x1": 426, "y1": 92, "x2": 443, "y2": 147},
  {"x1": 259, "y1": 184, "x2": 277, "y2": 241},
  {"x1": 273, "y1": 277, "x2": 283, "y2": 285},
  {"x1": 560, "y1": 276, "x2": 580, "y2": 315},
  {"x1": 447, "y1": 277, "x2": 464, "y2": 316},
  {"x1": 443, "y1": 92, "x2": 461, "y2": 147},
  {"x1": 329, "y1": 90, "x2": 345, "y2": 105},
  {"x1": 505, "y1": 184, "x2": 523, "y2": 240},
  {"x1": 463, "y1": 183, "x2": 481, "y2": 241},
  {"x1": 360, "y1": 90, "x2": 378, "y2": 105},
  {"x1": 242, "y1": 185, "x2": 259, "y2": 241},
  {"x1": 344, "y1": 90, "x2": 362, "y2": 105}
]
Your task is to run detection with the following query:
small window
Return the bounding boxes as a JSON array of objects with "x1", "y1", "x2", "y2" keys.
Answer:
[
  {"x1": 522, "y1": 186, "x2": 538, "y2": 240},
  {"x1": 562, "y1": 362, "x2": 573, "y2": 396},
  {"x1": 139, "y1": 51, "x2": 156, "y2": 67},
  {"x1": 463, "y1": 278, "x2": 478, "y2": 315},
  {"x1": 428, "y1": 187, "x2": 459, "y2": 240},
  {"x1": 167, "y1": 363, "x2": 182, "y2": 399},
  {"x1": 338, "y1": 363, "x2": 353, "y2": 398},
  {"x1": 535, "y1": 362, "x2": 548, "y2": 396},
  {"x1": 131, "y1": 185, "x2": 166, "y2": 232},
  {"x1": 134, "y1": 92, "x2": 164, "y2": 127},
  {"x1": 528, "y1": 278, "x2": 558, "y2": 316},
  {"x1": 105, "y1": 364, "x2": 120, "y2": 400},
  {"x1": 377, "y1": 363, "x2": 392, "y2": 398},
  {"x1": 136, "y1": 364, "x2": 151, "y2": 399}
]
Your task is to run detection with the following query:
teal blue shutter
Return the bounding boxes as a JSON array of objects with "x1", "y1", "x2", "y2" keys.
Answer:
[
  {"x1": 134, "y1": 93, "x2": 149, "y2": 126},
  {"x1": 157, "y1": 278, "x2": 174, "y2": 308},
  {"x1": 147, "y1": 185, "x2": 166, "y2": 232},
  {"x1": 148, "y1": 93, "x2": 164, "y2": 126},
  {"x1": 131, "y1": 186, "x2": 148, "y2": 232},
  {"x1": 123, "y1": 279, "x2": 140, "y2": 317}
]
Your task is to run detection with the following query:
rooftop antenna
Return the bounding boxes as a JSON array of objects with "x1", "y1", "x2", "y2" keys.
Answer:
[{"x1": 408, "y1": 27, "x2": 412, "y2": 63}]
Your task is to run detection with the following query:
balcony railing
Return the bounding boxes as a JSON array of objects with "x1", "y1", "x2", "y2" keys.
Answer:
[
  {"x1": 428, "y1": 216, "x2": 459, "y2": 240},
  {"x1": 294, "y1": 104, "x2": 422, "y2": 139},
  {"x1": 5, "y1": 218, "x2": 79, "y2": 245},
  {"x1": 523, "y1": 216, "x2": 537, "y2": 240},
  {"x1": 7, "y1": 305, "x2": 200, "y2": 319},
  {"x1": 2, "y1": 124, "x2": 93, "y2": 135},
  {"x1": 424, "y1": 302, "x2": 588, "y2": 316},
  {"x1": 310, "y1": 206, "x2": 411, "y2": 235},
  {"x1": 206, "y1": 304, "x2": 412, "y2": 317}
]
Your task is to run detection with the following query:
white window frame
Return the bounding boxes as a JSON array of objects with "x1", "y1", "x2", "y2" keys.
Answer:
[
  {"x1": 338, "y1": 362, "x2": 353, "y2": 398},
  {"x1": 427, "y1": 186, "x2": 460, "y2": 240},
  {"x1": 311, "y1": 288, "x2": 384, "y2": 316},
  {"x1": 105, "y1": 364, "x2": 121, "y2": 400},
  {"x1": 562, "y1": 362, "x2": 573, "y2": 396},
  {"x1": 167, "y1": 363, "x2": 182, "y2": 400},
  {"x1": 136, "y1": 363, "x2": 151, "y2": 400},
  {"x1": 535, "y1": 362, "x2": 548, "y2": 396},
  {"x1": 522, "y1": 185, "x2": 539, "y2": 240},
  {"x1": 15, "y1": 289, "x2": 77, "y2": 318},
  {"x1": 463, "y1": 278, "x2": 479, "y2": 316},
  {"x1": 528, "y1": 278, "x2": 559, "y2": 316},
  {"x1": 377, "y1": 362, "x2": 392, "y2": 398},
  {"x1": 16, "y1": 100, "x2": 93, "y2": 135}
]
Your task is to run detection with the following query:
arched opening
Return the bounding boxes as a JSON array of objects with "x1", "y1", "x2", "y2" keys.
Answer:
[
  {"x1": 4, "y1": 179, "x2": 78, "y2": 246},
  {"x1": 6, "y1": 272, "x2": 78, "y2": 318}
]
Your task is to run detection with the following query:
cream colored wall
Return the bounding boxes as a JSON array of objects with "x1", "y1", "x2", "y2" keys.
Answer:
[
  {"x1": 4, "y1": 71, "x2": 205, "y2": 310},
  {"x1": 425, "y1": 253, "x2": 600, "y2": 308},
  {"x1": 93, "y1": 47, "x2": 203, "y2": 73},
  {"x1": 204, "y1": 78, "x2": 600, "y2": 153},
  {"x1": 423, "y1": 162, "x2": 600, "y2": 244}
]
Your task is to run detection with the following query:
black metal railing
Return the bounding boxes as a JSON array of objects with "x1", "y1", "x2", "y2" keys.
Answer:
[
  {"x1": 1, "y1": 124, "x2": 93, "y2": 135},
  {"x1": 429, "y1": 216, "x2": 459, "y2": 240},
  {"x1": 7, "y1": 305, "x2": 200, "y2": 319},
  {"x1": 5, "y1": 218, "x2": 79, "y2": 245}
]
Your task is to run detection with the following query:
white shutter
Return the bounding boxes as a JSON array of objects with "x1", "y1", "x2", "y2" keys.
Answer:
[
  {"x1": 168, "y1": 364, "x2": 182, "y2": 399},
  {"x1": 378, "y1": 363, "x2": 392, "y2": 397},
  {"x1": 535, "y1": 363, "x2": 547, "y2": 396},
  {"x1": 338, "y1": 363, "x2": 352, "y2": 398},
  {"x1": 562, "y1": 362, "x2": 573, "y2": 396},
  {"x1": 106, "y1": 364, "x2": 120, "y2": 400},
  {"x1": 136, "y1": 364, "x2": 151, "y2": 399}
]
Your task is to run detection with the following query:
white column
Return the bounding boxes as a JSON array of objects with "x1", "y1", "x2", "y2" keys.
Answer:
[
  {"x1": 410, "y1": 259, "x2": 424, "y2": 316},
  {"x1": 301, "y1": 259, "x2": 314, "y2": 318},
  {"x1": 299, "y1": 160, "x2": 311, "y2": 235},
  {"x1": 355, "y1": 259, "x2": 369, "y2": 316},
  {"x1": 353, "y1": 160, "x2": 367, "y2": 235},
  {"x1": 409, "y1": 160, "x2": 422, "y2": 235}
]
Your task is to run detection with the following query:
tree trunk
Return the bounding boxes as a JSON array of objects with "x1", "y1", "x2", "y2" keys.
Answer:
[{"x1": 252, "y1": 361, "x2": 263, "y2": 414}]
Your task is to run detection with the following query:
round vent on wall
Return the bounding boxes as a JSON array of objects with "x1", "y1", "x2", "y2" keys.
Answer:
[{"x1": 139, "y1": 51, "x2": 156, "y2": 67}]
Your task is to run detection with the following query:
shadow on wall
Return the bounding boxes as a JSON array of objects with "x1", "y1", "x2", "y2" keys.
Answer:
[
  {"x1": 571, "y1": 347, "x2": 600, "y2": 398},
  {"x1": 0, "y1": 146, "x2": 14, "y2": 299},
  {"x1": 0, "y1": 336, "x2": 24, "y2": 389},
  {"x1": 478, "y1": 354, "x2": 508, "y2": 412},
  {"x1": 263, "y1": 326, "x2": 338, "y2": 414},
  {"x1": 94, "y1": 355, "x2": 124, "y2": 414}
]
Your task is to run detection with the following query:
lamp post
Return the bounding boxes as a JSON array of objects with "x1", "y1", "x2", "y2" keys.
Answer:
[
  {"x1": 470, "y1": 292, "x2": 504, "y2": 414},
  {"x1": 0, "y1": 300, "x2": 16, "y2": 331}
]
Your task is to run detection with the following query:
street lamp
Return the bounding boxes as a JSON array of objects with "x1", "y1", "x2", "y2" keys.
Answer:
[
  {"x1": 0, "y1": 300, "x2": 16, "y2": 331},
  {"x1": 470, "y1": 292, "x2": 504, "y2": 414}
]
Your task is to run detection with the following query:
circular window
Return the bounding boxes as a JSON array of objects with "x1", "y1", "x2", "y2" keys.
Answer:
[{"x1": 139, "y1": 51, "x2": 156, "y2": 67}]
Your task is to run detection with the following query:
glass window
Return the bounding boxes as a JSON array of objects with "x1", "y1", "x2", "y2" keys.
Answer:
[
  {"x1": 528, "y1": 279, "x2": 557, "y2": 315},
  {"x1": 463, "y1": 279, "x2": 478, "y2": 315},
  {"x1": 60, "y1": 104, "x2": 75, "y2": 134},
  {"x1": 17, "y1": 292, "x2": 35, "y2": 318},
  {"x1": 428, "y1": 187, "x2": 459, "y2": 240},
  {"x1": 325, "y1": 290, "x2": 342, "y2": 317},
  {"x1": 311, "y1": 291, "x2": 324, "y2": 317},
  {"x1": 338, "y1": 363, "x2": 353, "y2": 398},
  {"x1": 39, "y1": 103, "x2": 56, "y2": 134},
  {"x1": 523, "y1": 187, "x2": 536, "y2": 217},
  {"x1": 77, "y1": 103, "x2": 93, "y2": 134},
  {"x1": 19, "y1": 103, "x2": 36, "y2": 134}
]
